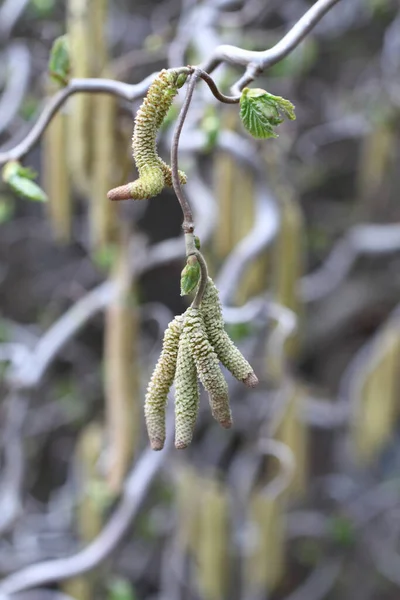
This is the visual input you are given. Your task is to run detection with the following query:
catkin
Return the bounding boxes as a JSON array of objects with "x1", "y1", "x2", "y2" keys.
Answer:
[
  {"x1": 175, "y1": 328, "x2": 200, "y2": 449},
  {"x1": 145, "y1": 315, "x2": 183, "y2": 450},
  {"x1": 185, "y1": 307, "x2": 232, "y2": 429},
  {"x1": 200, "y1": 278, "x2": 258, "y2": 387},
  {"x1": 144, "y1": 278, "x2": 258, "y2": 449},
  {"x1": 107, "y1": 69, "x2": 187, "y2": 201}
]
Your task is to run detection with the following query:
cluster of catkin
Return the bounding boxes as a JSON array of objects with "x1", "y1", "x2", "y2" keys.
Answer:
[{"x1": 145, "y1": 277, "x2": 259, "y2": 450}]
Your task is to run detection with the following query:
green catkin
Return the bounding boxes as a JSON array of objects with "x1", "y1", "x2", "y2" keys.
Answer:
[
  {"x1": 184, "y1": 307, "x2": 232, "y2": 429},
  {"x1": 175, "y1": 328, "x2": 200, "y2": 449},
  {"x1": 107, "y1": 69, "x2": 187, "y2": 201},
  {"x1": 200, "y1": 278, "x2": 259, "y2": 387},
  {"x1": 145, "y1": 315, "x2": 183, "y2": 450}
]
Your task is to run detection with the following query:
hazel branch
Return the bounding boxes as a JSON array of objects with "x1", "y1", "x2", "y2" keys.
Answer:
[
  {"x1": 0, "y1": 74, "x2": 157, "y2": 165},
  {"x1": 201, "y1": 0, "x2": 342, "y2": 94},
  {"x1": 170, "y1": 69, "x2": 201, "y2": 233},
  {"x1": 0, "y1": 0, "x2": 341, "y2": 166}
]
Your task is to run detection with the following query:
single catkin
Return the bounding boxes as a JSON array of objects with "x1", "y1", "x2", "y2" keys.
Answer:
[
  {"x1": 175, "y1": 327, "x2": 200, "y2": 449},
  {"x1": 107, "y1": 69, "x2": 187, "y2": 201},
  {"x1": 200, "y1": 277, "x2": 258, "y2": 387},
  {"x1": 184, "y1": 307, "x2": 232, "y2": 429},
  {"x1": 145, "y1": 315, "x2": 183, "y2": 450}
]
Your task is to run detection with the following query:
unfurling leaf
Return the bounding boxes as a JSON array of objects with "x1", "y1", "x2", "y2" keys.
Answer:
[
  {"x1": 2, "y1": 161, "x2": 48, "y2": 202},
  {"x1": 180, "y1": 255, "x2": 201, "y2": 296},
  {"x1": 239, "y1": 87, "x2": 296, "y2": 139},
  {"x1": 48, "y1": 35, "x2": 71, "y2": 86},
  {"x1": 194, "y1": 235, "x2": 201, "y2": 250}
]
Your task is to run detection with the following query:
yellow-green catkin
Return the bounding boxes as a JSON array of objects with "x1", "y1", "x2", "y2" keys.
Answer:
[
  {"x1": 245, "y1": 492, "x2": 285, "y2": 594},
  {"x1": 184, "y1": 307, "x2": 232, "y2": 429},
  {"x1": 174, "y1": 328, "x2": 200, "y2": 449},
  {"x1": 200, "y1": 278, "x2": 258, "y2": 387},
  {"x1": 107, "y1": 69, "x2": 187, "y2": 201},
  {"x1": 145, "y1": 315, "x2": 183, "y2": 450},
  {"x1": 195, "y1": 477, "x2": 230, "y2": 600}
]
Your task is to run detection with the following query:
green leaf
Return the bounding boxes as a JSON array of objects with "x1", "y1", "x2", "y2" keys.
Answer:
[
  {"x1": 180, "y1": 255, "x2": 201, "y2": 296},
  {"x1": 16, "y1": 166, "x2": 37, "y2": 180},
  {"x1": 194, "y1": 235, "x2": 201, "y2": 250},
  {"x1": 2, "y1": 161, "x2": 47, "y2": 202},
  {"x1": 48, "y1": 35, "x2": 70, "y2": 86},
  {"x1": 2, "y1": 161, "x2": 37, "y2": 182},
  {"x1": 5, "y1": 173, "x2": 45, "y2": 203},
  {"x1": 239, "y1": 87, "x2": 296, "y2": 139},
  {"x1": 7, "y1": 176, "x2": 48, "y2": 202}
]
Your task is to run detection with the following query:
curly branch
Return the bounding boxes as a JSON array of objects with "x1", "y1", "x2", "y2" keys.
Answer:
[
  {"x1": 201, "y1": 0, "x2": 342, "y2": 94},
  {"x1": 0, "y1": 74, "x2": 157, "y2": 165},
  {"x1": 0, "y1": 0, "x2": 341, "y2": 167}
]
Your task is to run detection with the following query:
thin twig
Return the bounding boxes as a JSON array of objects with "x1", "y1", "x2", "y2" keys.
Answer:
[
  {"x1": 0, "y1": 0, "x2": 341, "y2": 166},
  {"x1": 170, "y1": 69, "x2": 201, "y2": 233},
  {"x1": 197, "y1": 69, "x2": 240, "y2": 103},
  {"x1": 0, "y1": 424, "x2": 174, "y2": 595},
  {"x1": 201, "y1": 0, "x2": 342, "y2": 93}
]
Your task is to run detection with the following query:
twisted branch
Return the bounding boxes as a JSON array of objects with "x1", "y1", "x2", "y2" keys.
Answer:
[{"x1": 0, "y1": 0, "x2": 341, "y2": 166}]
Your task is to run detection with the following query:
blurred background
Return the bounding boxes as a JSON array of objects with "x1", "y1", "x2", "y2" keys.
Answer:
[{"x1": 0, "y1": 0, "x2": 400, "y2": 598}]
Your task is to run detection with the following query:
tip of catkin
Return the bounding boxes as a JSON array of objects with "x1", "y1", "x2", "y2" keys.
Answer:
[
  {"x1": 175, "y1": 440, "x2": 189, "y2": 450},
  {"x1": 220, "y1": 418, "x2": 233, "y2": 429},
  {"x1": 150, "y1": 438, "x2": 165, "y2": 451},
  {"x1": 243, "y1": 372, "x2": 259, "y2": 388},
  {"x1": 107, "y1": 183, "x2": 133, "y2": 201}
]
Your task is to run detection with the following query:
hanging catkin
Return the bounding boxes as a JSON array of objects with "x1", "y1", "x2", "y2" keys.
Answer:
[
  {"x1": 145, "y1": 315, "x2": 183, "y2": 450},
  {"x1": 144, "y1": 276, "x2": 258, "y2": 449},
  {"x1": 184, "y1": 307, "x2": 232, "y2": 429},
  {"x1": 174, "y1": 327, "x2": 200, "y2": 449},
  {"x1": 200, "y1": 278, "x2": 258, "y2": 387},
  {"x1": 107, "y1": 69, "x2": 188, "y2": 201}
]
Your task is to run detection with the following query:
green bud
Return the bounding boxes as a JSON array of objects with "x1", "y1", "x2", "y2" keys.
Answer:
[
  {"x1": 48, "y1": 35, "x2": 70, "y2": 87},
  {"x1": 180, "y1": 255, "x2": 201, "y2": 296},
  {"x1": 175, "y1": 71, "x2": 189, "y2": 89},
  {"x1": 194, "y1": 236, "x2": 201, "y2": 250}
]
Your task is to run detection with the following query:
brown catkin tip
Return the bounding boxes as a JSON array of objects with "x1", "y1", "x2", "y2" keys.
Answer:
[
  {"x1": 107, "y1": 183, "x2": 134, "y2": 201},
  {"x1": 175, "y1": 440, "x2": 189, "y2": 450},
  {"x1": 151, "y1": 438, "x2": 165, "y2": 451},
  {"x1": 243, "y1": 372, "x2": 259, "y2": 388}
]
